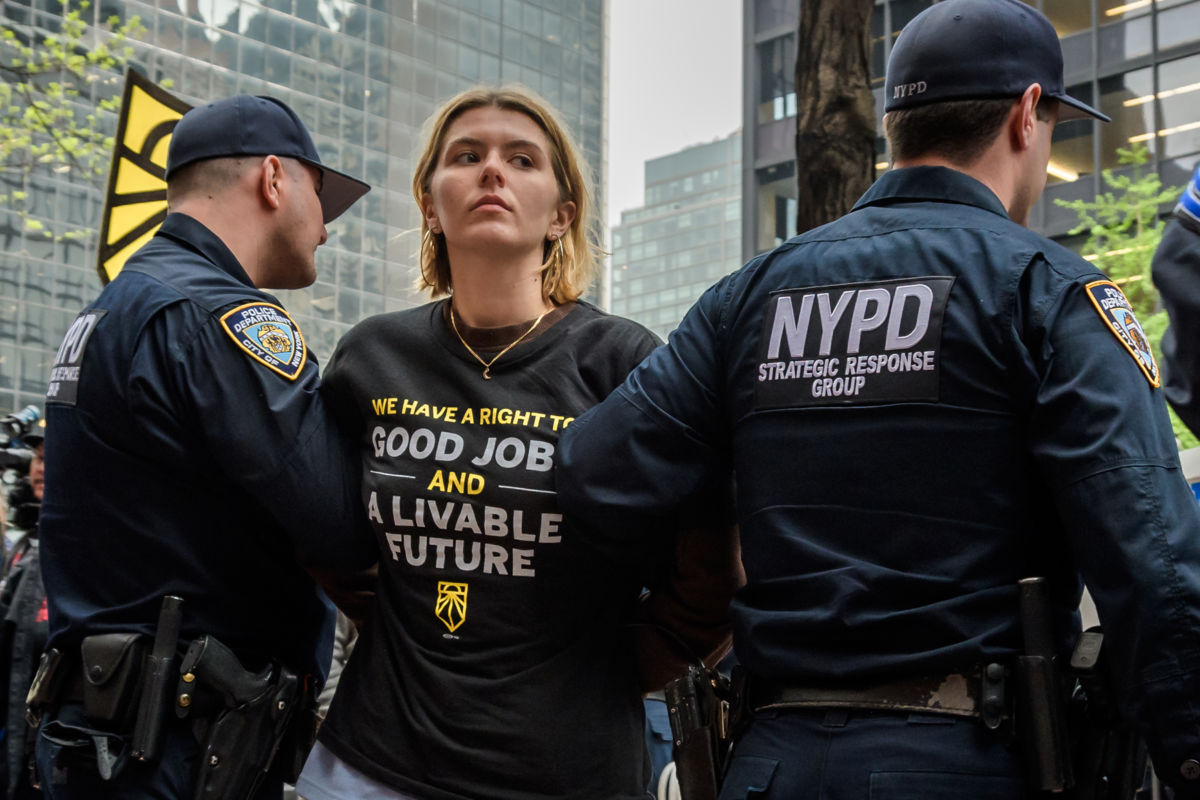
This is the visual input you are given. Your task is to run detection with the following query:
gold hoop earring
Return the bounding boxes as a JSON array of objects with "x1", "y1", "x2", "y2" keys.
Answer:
[
  {"x1": 423, "y1": 227, "x2": 442, "y2": 253},
  {"x1": 543, "y1": 234, "x2": 565, "y2": 278},
  {"x1": 422, "y1": 227, "x2": 445, "y2": 277}
]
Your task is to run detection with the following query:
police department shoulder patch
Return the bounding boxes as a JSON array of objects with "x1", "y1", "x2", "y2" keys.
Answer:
[
  {"x1": 219, "y1": 302, "x2": 307, "y2": 381},
  {"x1": 1084, "y1": 280, "x2": 1159, "y2": 387}
]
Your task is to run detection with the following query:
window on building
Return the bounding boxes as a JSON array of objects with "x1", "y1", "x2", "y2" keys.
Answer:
[
  {"x1": 1157, "y1": 52, "x2": 1200, "y2": 160},
  {"x1": 755, "y1": 162, "x2": 796, "y2": 254},
  {"x1": 1, "y1": 260, "x2": 21, "y2": 303},
  {"x1": 1047, "y1": 98, "x2": 1091, "y2": 187},
  {"x1": 0, "y1": 305, "x2": 14, "y2": 345},
  {"x1": 0, "y1": 345, "x2": 14, "y2": 391},
  {"x1": 1101, "y1": 67, "x2": 1156, "y2": 165},
  {"x1": 1157, "y1": 1, "x2": 1200, "y2": 51},
  {"x1": 1098, "y1": 11, "x2": 1152, "y2": 66},
  {"x1": 757, "y1": 34, "x2": 796, "y2": 124},
  {"x1": 754, "y1": 0, "x2": 793, "y2": 32},
  {"x1": 1098, "y1": 0, "x2": 1153, "y2": 20},
  {"x1": 1043, "y1": 0, "x2": 1091, "y2": 35},
  {"x1": 890, "y1": 0, "x2": 934, "y2": 40},
  {"x1": 21, "y1": 345, "x2": 50, "y2": 393},
  {"x1": 870, "y1": 4, "x2": 886, "y2": 87},
  {"x1": 21, "y1": 304, "x2": 48, "y2": 347}
]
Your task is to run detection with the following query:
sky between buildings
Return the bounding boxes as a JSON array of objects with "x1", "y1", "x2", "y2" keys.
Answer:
[{"x1": 608, "y1": 0, "x2": 742, "y2": 228}]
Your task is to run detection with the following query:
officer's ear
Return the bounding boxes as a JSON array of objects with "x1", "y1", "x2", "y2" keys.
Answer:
[
  {"x1": 259, "y1": 155, "x2": 285, "y2": 211},
  {"x1": 1011, "y1": 84, "x2": 1043, "y2": 153}
]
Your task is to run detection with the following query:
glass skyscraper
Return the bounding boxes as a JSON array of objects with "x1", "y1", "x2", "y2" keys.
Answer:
[
  {"x1": 610, "y1": 131, "x2": 741, "y2": 339},
  {"x1": 0, "y1": 0, "x2": 607, "y2": 414}
]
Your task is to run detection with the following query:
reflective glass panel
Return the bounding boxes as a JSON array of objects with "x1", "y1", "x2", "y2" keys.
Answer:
[
  {"x1": 1157, "y1": 1, "x2": 1200, "y2": 50},
  {"x1": 1050, "y1": 82, "x2": 1097, "y2": 185},
  {"x1": 1098, "y1": 16, "x2": 1152, "y2": 65},
  {"x1": 1044, "y1": 0, "x2": 1091, "y2": 35},
  {"x1": 1158, "y1": 53, "x2": 1200, "y2": 159},
  {"x1": 1100, "y1": 67, "x2": 1156, "y2": 165},
  {"x1": 1098, "y1": 0, "x2": 1152, "y2": 19}
]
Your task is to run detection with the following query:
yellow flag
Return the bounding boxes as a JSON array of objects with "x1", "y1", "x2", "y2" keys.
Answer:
[{"x1": 96, "y1": 69, "x2": 191, "y2": 284}]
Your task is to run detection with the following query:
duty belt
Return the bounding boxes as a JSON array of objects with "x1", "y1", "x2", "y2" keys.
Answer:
[{"x1": 751, "y1": 665, "x2": 1007, "y2": 724}]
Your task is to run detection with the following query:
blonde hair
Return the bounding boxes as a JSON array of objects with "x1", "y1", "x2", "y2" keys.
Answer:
[{"x1": 412, "y1": 85, "x2": 601, "y2": 303}]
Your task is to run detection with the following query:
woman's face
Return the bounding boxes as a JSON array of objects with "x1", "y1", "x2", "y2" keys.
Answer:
[{"x1": 423, "y1": 106, "x2": 575, "y2": 260}]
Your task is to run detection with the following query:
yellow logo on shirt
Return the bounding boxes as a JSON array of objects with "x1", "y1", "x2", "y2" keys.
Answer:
[{"x1": 436, "y1": 581, "x2": 468, "y2": 633}]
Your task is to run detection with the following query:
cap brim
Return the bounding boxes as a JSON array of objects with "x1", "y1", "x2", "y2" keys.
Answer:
[
  {"x1": 298, "y1": 160, "x2": 370, "y2": 223},
  {"x1": 1054, "y1": 93, "x2": 1110, "y2": 123}
]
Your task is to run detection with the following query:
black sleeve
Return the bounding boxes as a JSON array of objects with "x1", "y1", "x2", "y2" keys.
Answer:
[
  {"x1": 134, "y1": 308, "x2": 376, "y2": 569},
  {"x1": 1152, "y1": 215, "x2": 1200, "y2": 436}
]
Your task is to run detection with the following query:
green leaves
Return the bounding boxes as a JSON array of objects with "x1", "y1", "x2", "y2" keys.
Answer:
[
  {"x1": 1054, "y1": 142, "x2": 1195, "y2": 447},
  {"x1": 1, "y1": 0, "x2": 143, "y2": 244}
]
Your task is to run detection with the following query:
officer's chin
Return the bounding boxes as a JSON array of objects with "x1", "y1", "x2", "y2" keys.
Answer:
[{"x1": 262, "y1": 259, "x2": 317, "y2": 291}]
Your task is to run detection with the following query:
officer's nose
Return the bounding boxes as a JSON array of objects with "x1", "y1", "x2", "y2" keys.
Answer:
[{"x1": 317, "y1": 224, "x2": 328, "y2": 247}]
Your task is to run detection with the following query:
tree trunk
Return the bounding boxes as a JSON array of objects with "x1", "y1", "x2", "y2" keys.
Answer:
[{"x1": 794, "y1": 0, "x2": 876, "y2": 233}]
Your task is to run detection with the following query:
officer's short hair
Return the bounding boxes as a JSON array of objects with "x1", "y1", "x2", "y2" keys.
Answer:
[
  {"x1": 165, "y1": 156, "x2": 308, "y2": 208},
  {"x1": 166, "y1": 157, "x2": 245, "y2": 207},
  {"x1": 885, "y1": 97, "x2": 1058, "y2": 166}
]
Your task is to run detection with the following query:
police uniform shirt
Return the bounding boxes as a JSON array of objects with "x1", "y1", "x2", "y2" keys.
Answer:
[
  {"x1": 39, "y1": 213, "x2": 374, "y2": 680},
  {"x1": 556, "y1": 166, "x2": 1200, "y2": 779}
]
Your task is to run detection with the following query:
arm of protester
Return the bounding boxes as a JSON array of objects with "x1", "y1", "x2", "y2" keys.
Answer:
[
  {"x1": 634, "y1": 519, "x2": 744, "y2": 692},
  {"x1": 308, "y1": 564, "x2": 377, "y2": 632}
]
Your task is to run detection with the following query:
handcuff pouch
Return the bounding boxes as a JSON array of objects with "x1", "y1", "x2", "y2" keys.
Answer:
[{"x1": 81, "y1": 632, "x2": 148, "y2": 730}]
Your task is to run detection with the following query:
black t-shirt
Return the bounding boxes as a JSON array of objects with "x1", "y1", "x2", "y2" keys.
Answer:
[{"x1": 319, "y1": 300, "x2": 661, "y2": 800}]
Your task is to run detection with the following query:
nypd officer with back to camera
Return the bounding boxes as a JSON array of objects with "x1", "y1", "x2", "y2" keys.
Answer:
[
  {"x1": 32, "y1": 95, "x2": 375, "y2": 799},
  {"x1": 1153, "y1": 164, "x2": 1200, "y2": 438},
  {"x1": 556, "y1": 0, "x2": 1200, "y2": 797}
]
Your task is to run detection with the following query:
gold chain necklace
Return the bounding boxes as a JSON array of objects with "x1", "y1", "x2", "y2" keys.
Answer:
[{"x1": 449, "y1": 303, "x2": 548, "y2": 380}]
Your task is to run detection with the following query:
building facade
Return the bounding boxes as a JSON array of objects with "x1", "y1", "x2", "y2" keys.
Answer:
[
  {"x1": 0, "y1": 0, "x2": 607, "y2": 414},
  {"x1": 743, "y1": 0, "x2": 1200, "y2": 260},
  {"x1": 610, "y1": 131, "x2": 741, "y2": 340}
]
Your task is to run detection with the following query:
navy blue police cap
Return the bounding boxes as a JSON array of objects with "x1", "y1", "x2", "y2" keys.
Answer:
[
  {"x1": 885, "y1": 0, "x2": 1109, "y2": 123},
  {"x1": 165, "y1": 94, "x2": 370, "y2": 223}
]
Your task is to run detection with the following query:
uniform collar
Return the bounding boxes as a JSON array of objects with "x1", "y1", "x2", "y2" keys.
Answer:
[
  {"x1": 853, "y1": 166, "x2": 1012, "y2": 220},
  {"x1": 155, "y1": 212, "x2": 257, "y2": 288}
]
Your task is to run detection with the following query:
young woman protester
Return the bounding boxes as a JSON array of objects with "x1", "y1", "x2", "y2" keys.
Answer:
[{"x1": 296, "y1": 86, "x2": 737, "y2": 800}]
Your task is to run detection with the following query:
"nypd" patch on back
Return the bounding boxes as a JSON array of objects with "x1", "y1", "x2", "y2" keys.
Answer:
[
  {"x1": 219, "y1": 302, "x2": 307, "y2": 381},
  {"x1": 1084, "y1": 279, "x2": 1159, "y2": 387},
  {"x1": 755, "y1": 276, "x2": 954, "y2": 409},
  {"x1": 46, "y1": 309, "x2": 107, "y2": 406}
]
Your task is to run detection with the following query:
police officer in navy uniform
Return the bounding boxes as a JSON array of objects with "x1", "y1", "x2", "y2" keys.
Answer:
[
  {"x1": 1153, "y1": 164, "x2": 1200, "y2": 437},
  {"x1": 556, "y1": 0, "x2": 1200, "y2": 797},
  {"x1": 34, "y1": 95, "x2": 373, "y2": 799}
]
